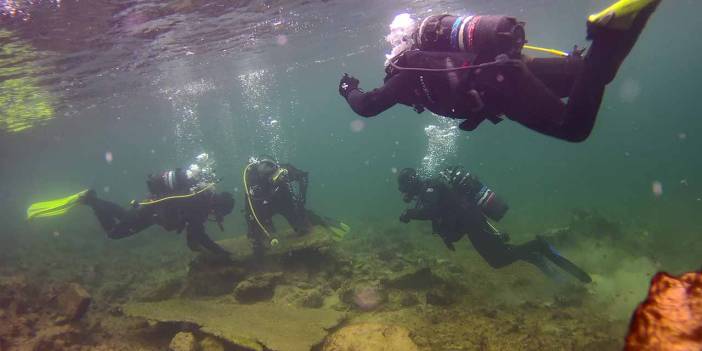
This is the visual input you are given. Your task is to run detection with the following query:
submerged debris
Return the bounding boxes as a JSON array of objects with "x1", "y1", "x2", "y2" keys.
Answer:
[{"x1": 626, "y1": 271, "x2": 702, "y2": 350}]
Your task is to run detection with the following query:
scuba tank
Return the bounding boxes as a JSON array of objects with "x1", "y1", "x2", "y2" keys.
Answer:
[
  {"x1": 146, "y1": 169, "x2": 193, "y2": 197},
  {"x1": 440, "y1": 166, "x2": 509, "y2": 221},
  {"x1": 146, "y1": 153, "x2": 218, "y2": 197},
  {"x1": 415, "y1": 15, "x2": 526, "y2": 63}
]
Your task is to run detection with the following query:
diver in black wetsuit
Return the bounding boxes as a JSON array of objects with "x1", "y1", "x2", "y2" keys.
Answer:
[
  {"x1": 82, "y1": 154, "x2": 234, "y2": 256},
  {"x1": 339, "y1": 0, "x2": 661, "y2": 142},
  {"x1": 243, "y1": 157, "x2": 310, "y2": 257},
  {"x1": 397, "y1": 167, "x2": 591, "y2": 283}
]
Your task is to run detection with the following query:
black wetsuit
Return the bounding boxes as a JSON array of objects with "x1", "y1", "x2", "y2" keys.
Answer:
[
  {"x1": 402, "y1": 174, "x2": 566, "y2": 272},
  {"x1": 343, "y1": 7, "x2": 657, "y2": 143},
  {"x1": 84, "y1": 180, "x2": 229, "y2": 256},
  {"x1": 346, "y1": 54, "x2": 600, "y2": 142},
  {"x1": 244, "y1": 163, "x2": 310, "y2": 255}
]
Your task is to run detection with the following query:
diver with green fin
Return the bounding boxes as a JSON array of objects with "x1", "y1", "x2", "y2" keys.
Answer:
[
  {"x1": 243, "y1": 157, "x2": 350, "y2": 258},
  {"x1": 27, "y1": 153, "x2": 234, "y2": 256},
  {"x1": 339, "y1": 0, "x2": 661, "y2": 142},
  {"x1": 397, "y1": 167, "x2": 591, "y2": 283}
]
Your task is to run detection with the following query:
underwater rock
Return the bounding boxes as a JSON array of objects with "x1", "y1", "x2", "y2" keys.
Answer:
[
  {"x1": 399, "y1": 292, "x2": 420, "y2": 307},
  {"x1": 124, "y1": 298, "x2": 345, "y2": 351},
  {"x1": 300, "y1": 289, "x2": 324, "y2": 308},
  {"x1": 233, "y1": 272, "x2": 282, "y2": 303},
  {"x1": 30, "y1": 324, "x2": 83, "y2": 351},
  {"x1": 138, "y1": 277, "x2": 184, "y2": 302},
  {"x1": 426, "y1": 287, "x2": 455, "y2": 306},
  {"x1": 169, "y1": 331, "x2": 197, "y2": 351},
  {"x1": 322, "y1": 323, "x2": 419, "y2": 351},
  {"x1": 217, "y1": 226, "x2": 336, "y2": 262},
  {"x1": 56, "y1": 283, "x2": 91, "y2": 321},
  {"x1": 340, "y1": 284, "x2": 387, "y2": 311},
  {"x1": 381, "y1": 266, "x2": 441, "y2": 290},
  {"x1": 97, "y1": 281, "x2": 133, "y2": 303},
  {"x1": 182, "y1": 258, "x2": 247, "y2": 297},
  {"x1": 199, "y1": 335, "x2": 226, "y2": 351},
  {"x1": 625, "y1": 271, "x2": 702, "y2": 351}
]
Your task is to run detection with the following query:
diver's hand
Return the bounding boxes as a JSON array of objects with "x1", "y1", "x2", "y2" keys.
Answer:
[
  {"x1": 399, "y1": 211, "x2": 411, "y2": 223},
  {"x1": 339, "y1": 73, "x2": 359, "y2": 99}
]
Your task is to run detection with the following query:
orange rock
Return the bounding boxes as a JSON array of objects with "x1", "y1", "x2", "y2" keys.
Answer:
[{"x1": 625, "y1": 271, "x2": 702, "y2": 351}]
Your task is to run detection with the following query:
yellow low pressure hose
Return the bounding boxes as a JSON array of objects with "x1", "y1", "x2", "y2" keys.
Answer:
[
  {"x1": 243, "y1": 163, "x2": 278, "y2": 246},
  {"x1": 138, "y1": 183, "x2": 215, "y2": 206},
  {"x1": 523, "y1": 45, "x2": 569, "y2": 57}
]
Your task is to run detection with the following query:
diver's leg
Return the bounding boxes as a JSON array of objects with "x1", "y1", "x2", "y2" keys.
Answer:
[
  {"x1": 462, "y1": 213, "x2": 517, "y2": 268},
  {"x1": 185, "y1": 223, "x2": 229, "y2": 256},
  {"x1": 586, "y1": 0, "x2": 661, "y2": 84},
  {"x1": 501, "y1": 1, "x2": 659, "y2": 142},
  {"x1": 278, "y1": 196, "x2": 310, "y2": 235},
  {"x1": 498, "y1": 58, "x2": 601, "y2": 142},
  {"x1": 82, "y1": 192, "x2": 127, "y2": 232},
  {"x1": 107, "y1": 206, "x2": 155, "y2": 239},
  {"x1": 525, "y1": 56, "x2": 584, "y2": 98},
  {"x1": 245, "y1": 207, "x2": 270, "y2": 258}
]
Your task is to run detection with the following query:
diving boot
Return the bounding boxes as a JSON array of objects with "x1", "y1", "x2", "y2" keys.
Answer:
[
  {"x1": 585, "y1": 0, "x2": 662, "y2": 84},
  {"x1": 536, "y1": 236, "x2": 593, "y2": 283},
  {"x1": 79, "y1": 189, "x2": 97, "y2": 205}
]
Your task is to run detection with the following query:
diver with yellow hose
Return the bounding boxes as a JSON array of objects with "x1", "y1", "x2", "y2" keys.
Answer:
[
  {"x1": 27, "y1": 153, "x2": 234, "y2": 256},
  {"x1": 339, "y1": 0, "x2": 661, "y2": 142},
  {"x1": 243, "y1": 157, "x2": 311, "y2": 258}
]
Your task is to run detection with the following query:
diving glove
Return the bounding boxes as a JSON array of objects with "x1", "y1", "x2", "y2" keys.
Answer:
[{"x1": 339, "y1": 73, "x2": 360, "y2": 99}]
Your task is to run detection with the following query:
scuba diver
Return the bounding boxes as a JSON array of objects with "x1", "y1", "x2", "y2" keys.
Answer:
[
  {"x1": 396, "y1": 167, "x2": 591, "y2": 283},
  {"x1": 27, "y1": 153, "x2": 234, "y2": 256},
  {"x1": 243, "y1": 157, "x2": 311, "y2": 257},
  {"x1": 338, "y1": 0, "x2": 661, "y2": 142}
]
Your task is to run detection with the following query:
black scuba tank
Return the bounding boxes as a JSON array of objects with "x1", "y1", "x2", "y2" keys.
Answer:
[
  {"x1": 415, "y1": 14, "x2": 526, "y2": 63},
  {"x1": 440, "y1": 166, "x2": 509, "y2": 221},
  {"x1": 146, "y1": 168, "x2": 192, "y2": 197}
]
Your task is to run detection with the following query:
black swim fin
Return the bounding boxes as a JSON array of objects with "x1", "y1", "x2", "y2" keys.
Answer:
[{"x1": 537, "y1": 236, "x2": 592, "y2": 284}]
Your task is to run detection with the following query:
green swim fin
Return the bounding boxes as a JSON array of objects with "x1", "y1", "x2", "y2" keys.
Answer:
[
  {"x1": 27, "y1": 189, "x2": 90, "y2": 220},
  {"x1": 588, "y1": 0, "x2": 661, "y2": 30},
  {"x1": 323, "y1": 216, "x2": 350, "y2": 241}
]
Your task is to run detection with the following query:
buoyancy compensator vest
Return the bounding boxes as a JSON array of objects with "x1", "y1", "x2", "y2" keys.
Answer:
[{"x1": 385, "y1": 50, "x2": 505, "y2": 125}]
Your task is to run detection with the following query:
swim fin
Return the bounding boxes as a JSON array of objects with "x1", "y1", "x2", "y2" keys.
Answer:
[
  {"x1": 588, "y1": 0, "x2": 661, "y2": 31},
  {"x1": 27, "y1": 189, "x2": 90, "y2": 220},
  {"x1": 537, "y1": 236, "x2": 593, "y2": 284},
  {"x1": 322, "y1": 216, "x2": 351, "y2": 241}
]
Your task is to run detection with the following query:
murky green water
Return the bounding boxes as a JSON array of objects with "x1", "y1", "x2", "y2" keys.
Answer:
[{"x1": 1, "y1": 0, "x2": 700, "y2": 349}]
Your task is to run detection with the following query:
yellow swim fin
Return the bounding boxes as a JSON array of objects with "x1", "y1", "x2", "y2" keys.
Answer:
[
  {"x1": 588, "y1": 0, "x2": 661, "y2": 30},
  {"x1": 324, "y1": 217, "x2": 350, "y2": 241},
  {"x1": 27, "y1": 189, "x2": 89, "y2": 220}
]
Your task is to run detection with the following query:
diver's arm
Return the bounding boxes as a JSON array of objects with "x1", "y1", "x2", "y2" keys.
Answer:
[
  {"x1": 281, "y1": 164, "x2": 309, "y2": 205},
  {"x1": 402, "y1": 189, "x2": 441, "y2": 221},
  {"x1": 403, "y1": 206, "x2": 435, "y2": 221},
  {"x1": 186, "y1": 222, "x2": 229, "y2": 256},
  {"x1": 342, "y1": 73, "x2": 411, "y2": 117}
]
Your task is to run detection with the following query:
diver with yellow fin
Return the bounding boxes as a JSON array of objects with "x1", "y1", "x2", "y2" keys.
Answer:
[
  {"x1": 243, "y1": 157, "x2": 350, "y2": 258},
  {"x1": 27, "y1": 153, "x2": 234, "y2": 256},
  {"x1": 339, "y1": 0, "x2": 661, "y2": 142}
]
